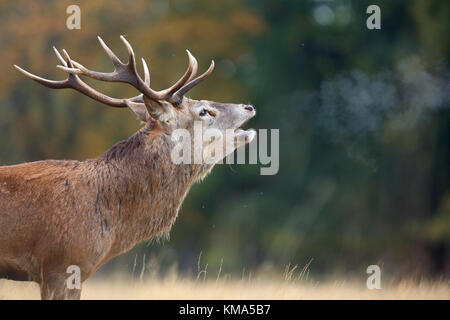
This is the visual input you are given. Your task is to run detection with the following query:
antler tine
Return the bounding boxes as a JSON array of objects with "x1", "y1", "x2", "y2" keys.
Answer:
[
  {"x1": 171, "y1": 60, "x2": 215, "y2": 103},
  {"x1": 61, "y1": 49, "x2": 75, "y2": 68},
  {"x1": 97, "y1": 36, "x2": 123, "y2": 68},
  {"x1": 185, "y1": 50, "x2": 199, "y2": 83},
  {"x1": 159, "y1": 49, "x2": 198, "y2": 97},
  {"x1": 14, "y1": 47, "x2": 73, "y2": 90},
  {"x1": 53, "y1": 46, "x2": 68, "y2": 67},
  {"x1": 141, "y1": 58, "x2": 150, "y2": 86},
  {"x1": 119, "y1": 35, "x2": 138, "y2": 71},
  {"x1": 14, "y1": 64, "x2": 68, "y2": 89}
]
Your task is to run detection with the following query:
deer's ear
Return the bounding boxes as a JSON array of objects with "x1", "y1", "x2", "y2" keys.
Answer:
[
  {"x1": 143, "y1": 96, "x2": 172, "y2": 122},
  {"x1": 125, "y1": 101, "x2": 151, "y2": 122}
]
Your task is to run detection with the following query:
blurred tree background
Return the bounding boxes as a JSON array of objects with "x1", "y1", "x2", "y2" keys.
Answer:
[{"x1": 0, "y1": 0, "x2": 448, "y2": 280}]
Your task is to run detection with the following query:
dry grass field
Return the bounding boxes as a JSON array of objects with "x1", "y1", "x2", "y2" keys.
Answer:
[{"x1": 1, "y1": 273, "x2": 448, "y2": 300}]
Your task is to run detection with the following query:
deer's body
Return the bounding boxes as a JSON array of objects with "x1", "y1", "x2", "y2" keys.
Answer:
[
  {"x1": 0, "y1": 123, "x2": 213, "y2": 298},
  {"x1": 4, "y1": 36, "x2": 255, "y2": 299}
]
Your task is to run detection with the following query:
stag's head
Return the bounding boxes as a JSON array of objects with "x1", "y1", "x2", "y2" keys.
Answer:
[{"x1": 14, "y1": 36, "x2": 256, "y2": 160}]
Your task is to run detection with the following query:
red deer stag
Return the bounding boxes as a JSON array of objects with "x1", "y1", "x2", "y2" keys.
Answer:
[{"x1": 1, "y1": 36, "x2": 256, "y2": 299}]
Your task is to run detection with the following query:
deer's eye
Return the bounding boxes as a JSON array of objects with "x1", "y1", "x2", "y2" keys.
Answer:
[{"x1": 199, "y1": 109, "x2": 208, "y2": 117}]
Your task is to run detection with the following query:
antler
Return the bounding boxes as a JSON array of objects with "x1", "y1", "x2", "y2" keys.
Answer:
[
  {"x1": 170, "y1": 60, "x2": 215, "y2": 104},
  {"x1": 14, "y1": 47, "x2": 144, "y2": 109},
  {"x1": 15, "y1": 36, "x2": 215, "y2": 119},
  {"x1": 57, "y1": 36, "x2": 214, "y2": 105}
]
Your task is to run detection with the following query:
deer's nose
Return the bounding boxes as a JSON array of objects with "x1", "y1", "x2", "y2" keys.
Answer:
[{"x1": 244, "y1": 105, "x2": 254, "y2": 112}]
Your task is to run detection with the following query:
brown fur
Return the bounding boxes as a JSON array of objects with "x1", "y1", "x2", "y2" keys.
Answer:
[{"x1": 0, "y1": 121, "x2": 214, "y2": 299}]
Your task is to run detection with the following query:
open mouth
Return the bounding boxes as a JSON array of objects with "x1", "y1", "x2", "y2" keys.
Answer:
[
  {"x1": 234, "y1": 128, "x2": 256, "y2": 144},
  {"x1": 233, "y1": 110, "x2": 256, "y2": 144}
]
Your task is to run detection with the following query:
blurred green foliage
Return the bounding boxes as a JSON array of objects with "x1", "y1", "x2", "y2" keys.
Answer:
[{"x1": 0, "y1": 0, "x2": 448, "y2": 279}]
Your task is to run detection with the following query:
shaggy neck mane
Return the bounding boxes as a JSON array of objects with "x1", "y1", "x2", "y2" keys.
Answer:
[
  {"x1": 86, "y1": 121, "x2": 213, "y2": 256},
  {"x1": 100, "y1": 121, "x2": 156, "y2": 162}
]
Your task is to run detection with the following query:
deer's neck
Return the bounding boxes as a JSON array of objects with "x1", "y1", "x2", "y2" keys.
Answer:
[{"x1": 91, "y1": 123, "x2": 213, "y2": 255}]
